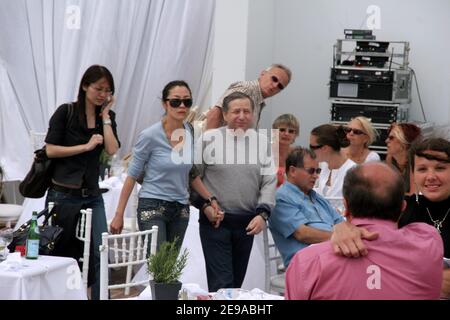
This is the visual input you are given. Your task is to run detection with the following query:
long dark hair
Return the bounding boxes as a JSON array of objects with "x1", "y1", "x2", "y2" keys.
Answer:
[
  {"x1": 75, "y1": 65, "x2": 115, "y2": 126},
  {"x1": 311, "y1": 124, "x2": 350, "y2": 151}
]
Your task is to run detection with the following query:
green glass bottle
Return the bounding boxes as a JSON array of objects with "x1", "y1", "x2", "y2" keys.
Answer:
[{"x1": 26, "y1": 211, "x2": 40, "y2": 259}]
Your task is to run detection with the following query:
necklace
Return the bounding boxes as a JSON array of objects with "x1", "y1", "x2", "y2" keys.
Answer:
[{"x1": 425, "y1": 207, "x2": 450, "y2": 234}]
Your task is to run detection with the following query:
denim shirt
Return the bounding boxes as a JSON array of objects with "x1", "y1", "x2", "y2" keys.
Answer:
[{"x1": 269, "y1": 181, "x2": 344, "y2": 266}]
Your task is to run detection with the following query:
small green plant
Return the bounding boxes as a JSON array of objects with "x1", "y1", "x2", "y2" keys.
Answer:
[
  {"x1": 147, "y1": 238, "x2": 188, "y2": 283},
  {"x1": 99, "y1": 149, "x2": 112, "y2": 165}
]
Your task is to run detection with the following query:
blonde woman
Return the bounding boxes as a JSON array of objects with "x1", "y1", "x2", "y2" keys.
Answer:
[
  {"x1": 341, "y1": 116, "x2": 380, "y2": 164},
  {"x1": 385, "y1": 122, "x2": 421, "y2": 194},
  {"x1": 272, "y1": 114, "x2": 299, "y2": 187}
]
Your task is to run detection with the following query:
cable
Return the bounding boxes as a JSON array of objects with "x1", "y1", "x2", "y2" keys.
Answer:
[{"x1": 410, "y1": 68, "x2": 427, "y2": 122}]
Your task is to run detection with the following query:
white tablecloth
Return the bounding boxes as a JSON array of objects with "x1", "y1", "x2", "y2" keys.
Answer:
[
  {"x1": 0, "y1": 255, "x2": 87, "y2": 300},
  {"x1": 133, "y1": 207, "x2": 265, "y2": 292}
]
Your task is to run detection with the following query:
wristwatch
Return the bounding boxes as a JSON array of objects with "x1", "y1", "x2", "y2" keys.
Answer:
[
  {"x1": 205, "y1": 196, "x2": 217, "y2": 206},
  {"x1": 103, "y1": 119, "x2": 112, "y2": 125},
  {"x1": 258, "y1": 210, "x2": 269, "y2": 222}
]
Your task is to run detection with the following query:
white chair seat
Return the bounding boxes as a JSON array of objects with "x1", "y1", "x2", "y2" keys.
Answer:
[{"x1": 0, "y1": 204, "x2": 23, "y2": 227}]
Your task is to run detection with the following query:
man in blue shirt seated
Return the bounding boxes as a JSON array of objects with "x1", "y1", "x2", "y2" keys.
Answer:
[{"x1": 269, "y1": 147, "x2": 345, "y2": 267}]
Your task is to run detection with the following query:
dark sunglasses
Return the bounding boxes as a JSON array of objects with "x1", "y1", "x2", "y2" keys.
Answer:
[
  {"x1": 302, "y1": 167, "x2": 322, "y2": 175},
  {"x1": 344, "y1": 127, "x2": 366, "y2": 135},
  {"x1": 387, "y1": 135, "x2": 395, "y2": 141},
  {"x1": 309, "y1": 144, "x2": 323, "y2": 150},
  {"x1": 278, "y1": 128, "x2": 296, "y2": 134},
  {"x1": 271, "y1": 76, "x2": 285, "y2": 90},
  {"x1": 165, "y1": 98, "x2": 193, "y2": 108}
]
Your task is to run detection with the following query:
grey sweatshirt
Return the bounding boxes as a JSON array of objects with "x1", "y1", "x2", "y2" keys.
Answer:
[{"x1": 195, "y1": 127, "x2": 277, "y2": 215}]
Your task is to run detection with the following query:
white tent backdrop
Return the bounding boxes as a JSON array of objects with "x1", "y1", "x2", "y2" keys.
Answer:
[{"x1": 0, "y1": 0, "x2": 214, "y2": 180}]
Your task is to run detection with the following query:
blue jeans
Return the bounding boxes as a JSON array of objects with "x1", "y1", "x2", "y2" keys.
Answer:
[
  {"x1": 137, "y1": 198, "x2": 189, "y2": 250},
  {"x1": 46, "y1": 189, "x2": 107, "y2": 300}
]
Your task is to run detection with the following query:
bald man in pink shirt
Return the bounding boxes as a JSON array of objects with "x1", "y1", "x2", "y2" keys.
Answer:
[{"x1": 285, "y1": 162, "x2": 443, "y2": 300}]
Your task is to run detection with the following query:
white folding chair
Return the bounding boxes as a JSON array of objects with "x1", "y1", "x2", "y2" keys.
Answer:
[
  {"x1": 75, "y1": 208, "x2": 93, "y2": 291},
  {"x1": 99, "y1": 226, "x2": 158, "y2": 300},
  {"x1": 263, "y1": 226, "x2": 285, "y2": 295}
]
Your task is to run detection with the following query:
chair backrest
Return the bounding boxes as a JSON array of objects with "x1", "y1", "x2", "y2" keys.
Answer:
[
  {"x1": 262, "y1": 225, "x2": 284, "y2": 293},
  {"x1": 75, "y1": 208, "x2": 93, "y2": 291},
  {"x1": 324, "y1": 196, "x2": 345, "y2": 215},
  {"x1": 29, "y1": 131, "x2": 47, "y2": 150},
  {"x1": 99, "y1": 226, "x2": 158, "y2": 300}
]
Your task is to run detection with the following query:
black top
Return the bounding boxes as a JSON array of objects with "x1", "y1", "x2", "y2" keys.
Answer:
[
  {"x1": 399, "y1": 194, "x2": 450, "y2": 257},
  {"x1": 45, "y1": 103, "x2": 120, "y2": 189}
]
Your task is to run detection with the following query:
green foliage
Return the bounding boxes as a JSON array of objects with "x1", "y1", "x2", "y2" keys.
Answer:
[
  {"x1": 99, "y1": 149, "x2": 111, "y2": 165},
  {"x1": 147, "y1": 237, "x2": 188, "y2": 283}
]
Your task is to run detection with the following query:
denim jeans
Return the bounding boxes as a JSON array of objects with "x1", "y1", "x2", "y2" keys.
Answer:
[
  {"x1": 46, "y1": 188, "x2": 107, "y2": 300},
  {"x1": 137, "y1": 198, "x2": 189, "y2": 250}
]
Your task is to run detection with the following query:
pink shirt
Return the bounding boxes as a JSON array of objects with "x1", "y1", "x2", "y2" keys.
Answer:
[{"x1": 285, "y1": 218, "x2": 443, "y2": 300}]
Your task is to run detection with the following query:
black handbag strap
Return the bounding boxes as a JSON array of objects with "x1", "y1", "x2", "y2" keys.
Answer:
[{"x1": 16, "y1": 207, "x2": 51, "y2": 232}]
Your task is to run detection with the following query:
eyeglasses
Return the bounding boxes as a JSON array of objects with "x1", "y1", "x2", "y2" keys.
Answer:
[
  {"x1": 164, "y1": 98, "x2": 193, "y2": 108},
  {"x1": 91, "y1": 86, "x2": 112, "y2": 94},
  {"x1": 302, "y1": 167, "x2": 322, "y2": 175},
  {"x1": 271, "y1": 76, "x2": 285, "y2": 90},
  {"x1": 344, "y1": 127, "x2": 366, "y2": 135},
  {"x1": 278, "y1": 128, "x2": 296, "y2": 134},
  {"x1": 309, "y1": 144, "x2": 323, "y2": 150}
]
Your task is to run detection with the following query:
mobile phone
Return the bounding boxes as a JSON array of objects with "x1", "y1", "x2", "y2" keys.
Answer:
[
  {"x1": 444, "y1": 258, "x2": 450, "y2": 269},
  {"x1": 101, "y1": 96, "x2": 111, "y2": 111}
]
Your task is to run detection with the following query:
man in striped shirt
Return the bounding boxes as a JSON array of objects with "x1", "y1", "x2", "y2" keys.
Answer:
[{"x1": 205, "y1": 64, "x2": 292, "y2": 130}]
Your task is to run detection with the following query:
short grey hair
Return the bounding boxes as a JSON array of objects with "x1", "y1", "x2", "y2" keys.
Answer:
[{"x1": 266, "y1": 63, "x2": 292, "y2": 83}]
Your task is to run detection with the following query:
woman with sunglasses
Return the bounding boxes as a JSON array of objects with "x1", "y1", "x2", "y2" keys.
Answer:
[
  {"x1": 310, "y1": 124, "x2": 356, "y2": 198},
  {"x1": 110, "y1": 80, "x2": 218, "y2": 250},
  {"x1": 341, "y1": 116, "x2": 380, "y2": 164},
  {"x1": 385, "y1": 122, "x2": 421, "y2": 195},
  {"x1": 272, "y1": 114, "x2": 300, "y2": 187}
]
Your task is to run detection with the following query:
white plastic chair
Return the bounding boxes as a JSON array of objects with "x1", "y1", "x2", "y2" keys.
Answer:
[
  {"x1": 75, "y1": 208, "x2": 93, "y2": 291},
  {"x1": 263, "y1": 226, "x2": 285, "y2": 295},
  {"x1": 99, "y1": 226, "x2": 158, "y2": 300}
]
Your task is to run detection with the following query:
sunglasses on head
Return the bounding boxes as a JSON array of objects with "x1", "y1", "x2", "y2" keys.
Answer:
[
  {"x1": 271, "y1": 76, "x2": 285, "y2": 90},
  {"x1": 165, "y1": 98, "x2": 193, "y2": 108},
  {"x1": 344, "y1": 127, "x2": 366, "y2": 135},
  {"x1": 279, "y1": 128, "x2": 296, "y2": 134},
  {"x1": 302, "y1": 167, "x2": 322, "y2": 175},
  {"x1": 309, "y1": 144, "x2": 323, "y2": 150}
]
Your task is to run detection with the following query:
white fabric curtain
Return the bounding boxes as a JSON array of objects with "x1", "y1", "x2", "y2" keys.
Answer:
[{"x1": 0, "y1": 0, "x2": 215, "y2": 180}]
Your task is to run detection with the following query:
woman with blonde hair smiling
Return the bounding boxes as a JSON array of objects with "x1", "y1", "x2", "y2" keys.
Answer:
[
  {"x1": 272, "y1": 113, "x2": 299, "y2": 187},
  {"x1": 341, "y1": 116, "x2": 380, "y2": 164}
]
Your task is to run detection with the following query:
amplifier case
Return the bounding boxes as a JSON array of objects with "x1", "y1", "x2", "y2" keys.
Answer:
[{"x1": 329, "y1": 68, "x2": 411, "y2": 103}]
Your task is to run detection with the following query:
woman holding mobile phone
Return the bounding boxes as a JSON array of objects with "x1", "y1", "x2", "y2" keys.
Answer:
[{"x1": 44, "y1": 65, "x2": 120, "y2": 300}]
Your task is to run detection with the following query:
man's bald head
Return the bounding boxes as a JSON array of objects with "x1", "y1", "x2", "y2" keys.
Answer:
[{"x1": 343, "y1": 162, "x2": 405, "y2": 221}]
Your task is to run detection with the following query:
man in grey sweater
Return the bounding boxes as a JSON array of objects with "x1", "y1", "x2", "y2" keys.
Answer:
[{"x1": 195, "y1": 92, "x2": 277, "y2": 292}]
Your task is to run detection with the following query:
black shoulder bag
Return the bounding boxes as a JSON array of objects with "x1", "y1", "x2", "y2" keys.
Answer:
[
  {"x1": 19, "y1": 103, "x2": 74, "y2": 198},
  {"x1": 8, "y1": 207, "x2": 63, "y2": 256}
]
